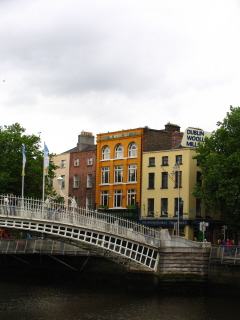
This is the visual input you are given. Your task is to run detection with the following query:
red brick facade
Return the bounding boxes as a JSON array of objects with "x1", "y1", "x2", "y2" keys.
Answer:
[{"x1": 68, "y1": 147, "x2": 96, "y2": 209}]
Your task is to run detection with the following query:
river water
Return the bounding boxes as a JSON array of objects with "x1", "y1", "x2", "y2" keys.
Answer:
[{"x1": 0, "y1": 276, "x2": 238, "y2": 320}]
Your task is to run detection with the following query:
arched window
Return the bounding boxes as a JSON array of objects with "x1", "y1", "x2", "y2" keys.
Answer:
[
  {"x1": 102, "y1": 145, "x2": 110, "y2": 160},
  {"x1": 115, "y1": 144, "x2": 124, "y2": 159},
  {"x1": 128, "y1": 142, "x2": 137, "y2": 157}
]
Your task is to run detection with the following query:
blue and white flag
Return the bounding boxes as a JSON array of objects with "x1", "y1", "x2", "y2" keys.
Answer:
[
  {"x1": 22, "y1": 144, "x2": 26, "y2": 176},
  {"x1": 44, "y1": 143, "x2": 49, "y2": 175}
]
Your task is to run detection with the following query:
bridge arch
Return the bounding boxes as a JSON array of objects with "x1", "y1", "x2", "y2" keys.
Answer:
[{"x1": 0, "y1": 195, "x2": 160, "y2": 271}]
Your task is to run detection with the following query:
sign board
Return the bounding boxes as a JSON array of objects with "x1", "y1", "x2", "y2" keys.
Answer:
[
  {"x1": 181, "y1": 128, "x2": 212, "y2": 147},
  {"x1": 102, "y1": 132, "x2": 138, "y2": 140},
  {"x1": 140, "y1": 219, "x2": 189, "y2": 226}
]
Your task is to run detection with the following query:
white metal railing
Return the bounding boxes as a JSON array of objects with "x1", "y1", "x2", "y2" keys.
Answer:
[
  {"x1": 210, "y1": 245, "x2": 240, "y2": 264},
  {"x1": 0, "y1": 239, "x2": 92, "y2": 255},
  {"x1": 0, "y1": 194, "x2": 160, "y2": 246}
]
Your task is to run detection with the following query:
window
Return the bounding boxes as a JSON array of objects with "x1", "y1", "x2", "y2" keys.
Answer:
[
  {"x1": 174, "y1": 198, "x2": 182, "y2": 217},
  {"x1": 128, "y1": 142, "x2": 137, "y2": 157},
  {"x1": 115, "y1": 144, "x2": 124, "y2": 159},
  {"x1": 60, "y1": 175, "x2": 65, "y2": 189},
  {"x1": 149, "y1": 157, "x2": 155, "y2": 167},
  {"x1": 175, "y1": 171, "x2": 182, "y2": 188},
  {"x1": 128, "y1": 164, "x2": 137, "y2": 182},
  {"x1": 148, "y1": 173, "x2": 155, "y2": 189},
  {"x1": 73, "y1": 174, "x2": 79, "y2": 188},
  {"x1": 101, "y1": 191, "x2": 109, "y2": 207},
  {"x1": 147, "y1": 199, "x2": 154, "y2": 217},
  {"x1": 114, "y1": 190, "x2": 122, "y2": 207},
  {"x1": 114, "y1": 165, "x2": 123, "y2": 183},
  {"x1": 87, "y1": 174, "x2": 92, "y2": 188},
  {"x1": 176, "y1": 155, "x2": 182, "y2": 165},
  {"x1": 161, "y1": 172, "x2": 168, "y2": 189},
  {"x1": 161, "y1": 198, "x2": 168, "y2": 217},
  {"x1": 73, "y1": 196, "x2": 78, "y2": 207},
  {"x1": 127, "y1": 189, "x2": 136, "y2": 206},
  {"x1": 61, "y1": 160, "x2": 66, "y2": 168},
  {"x1": 102, "y1": 145, "x2": 110, "y2": 160},
  {"x1": 86, "y1": 197, "x2": 92, "y2": 210},
  {"x1": 196, "y1": 199, "x2": 201, "y2": 217},
  {"x1": 74, "y1": 158, "x2": 79, "y2": 166},
  {"x1": 87, "y1": 157, "x2": 93, "y2": 166},
  {"x1": 102, "y1": 166, "x2": 110, "y2": 184},
  {"x1": 162, "y1": 156, "x2": 168, "y2": 166}
]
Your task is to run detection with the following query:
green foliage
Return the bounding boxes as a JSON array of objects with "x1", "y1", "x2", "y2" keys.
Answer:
[
  {"x1": 193, "y1": 106, "x2": 240, "y2": 231},
  {"x1": 0, "y1": 123, "x2": 58, "y2": 198},
  {"x1": 126, "y1": 205, "x2": 136, "y2": 210}
]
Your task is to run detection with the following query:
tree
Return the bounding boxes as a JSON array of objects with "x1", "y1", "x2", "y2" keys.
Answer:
[
  {"x1": 0, "y1": 123, "x2": 58, "y2": 198},
  {"x1": 193, "y1": 106, "x2": 240, "y2": 231}
]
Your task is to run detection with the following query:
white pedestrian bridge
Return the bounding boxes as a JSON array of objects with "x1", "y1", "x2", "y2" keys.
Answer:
[{"x1": 0, "y1": 195, "x2": 160, "y2": 272}]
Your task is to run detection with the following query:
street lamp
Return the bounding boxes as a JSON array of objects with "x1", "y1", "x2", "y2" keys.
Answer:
[
  {"x1": 172, "y1": 162, "x2": 180, "y2": 236},
  {"x1": 57, "y1": 176, "x2": 77, "y2": 208}
]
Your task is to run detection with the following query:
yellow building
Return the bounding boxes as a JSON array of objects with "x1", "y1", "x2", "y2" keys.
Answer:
[
  {"x1": 140, "y1": 147, "x2": 222, "y2": 242},
  {"x1": 52, "y1": 152, "x2": 70, "y2": 205}
]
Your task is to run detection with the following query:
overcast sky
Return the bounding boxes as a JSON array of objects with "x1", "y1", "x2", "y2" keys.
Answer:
[{"x1": 1, "y1": 0, "x2": 240, "y2": 154}]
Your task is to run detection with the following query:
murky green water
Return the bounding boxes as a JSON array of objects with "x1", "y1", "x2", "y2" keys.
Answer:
[{"x1": 0, "y1": 277, "x2": 238, "y2": 320}]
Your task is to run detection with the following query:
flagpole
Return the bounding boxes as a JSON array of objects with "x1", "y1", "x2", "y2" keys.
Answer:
[
  {"x1": 42, "y1": 143, "x2": 49, "y2": 203},
  {"x1": 42, "y1": 155, "x2": 45, "y2": 202},
  {"x1": 21, "y1": 144, "x2": 26, "y2": 211},
  {"x1": 22, "y1": 173, "x2": 24, "y2": 199}
]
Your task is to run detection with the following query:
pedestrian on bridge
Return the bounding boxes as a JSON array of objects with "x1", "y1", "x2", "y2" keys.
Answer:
[
  {"x1": 9, "y1": 194, "x2": 17, "y2": 216},
  {"x1": 3, "y1": 197, "x2": 9, "y2": 215}
]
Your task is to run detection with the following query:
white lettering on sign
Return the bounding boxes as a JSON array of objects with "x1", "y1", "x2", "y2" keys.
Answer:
[{"x1": 102, "y1": 132, "x2": 138, "y2": 140}]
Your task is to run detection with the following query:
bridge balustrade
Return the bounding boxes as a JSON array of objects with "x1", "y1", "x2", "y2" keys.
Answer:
[
  {"x1": 210, "y1": 245, "x2": 240, "y2": 264},
  {"x1": 0, "y1": 194, "x2": 160, "y2": 246}
]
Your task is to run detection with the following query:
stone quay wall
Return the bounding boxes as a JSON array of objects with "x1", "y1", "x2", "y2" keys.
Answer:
[{"x1": 157, "y1": 247, "x2": 210, "y2": 283}]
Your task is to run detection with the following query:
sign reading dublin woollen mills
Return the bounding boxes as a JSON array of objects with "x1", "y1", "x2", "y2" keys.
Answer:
[{"x1": 181, "y1": 127, "x2": 212, "y2": 147}]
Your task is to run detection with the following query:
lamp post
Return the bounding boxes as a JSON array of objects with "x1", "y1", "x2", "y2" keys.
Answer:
[
  {"x1": 172, "y1": 162, "x2": 180, "y2": 236},
  {"x1": 57, "y1": 176, "x2": 77, "y2": 208}
]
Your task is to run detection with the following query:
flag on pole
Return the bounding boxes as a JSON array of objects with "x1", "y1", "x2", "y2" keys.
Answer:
[
  {"x1": 44, "y1": 143, "x2": 49, "y2": 175},
  {"x1": 22, "y1": 144, "x2": 26, "y2": 176}
]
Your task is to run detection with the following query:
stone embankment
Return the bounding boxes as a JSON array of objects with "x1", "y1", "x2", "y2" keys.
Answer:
[{"x1": 157, "y1": 230, "x2": 210, "y2": 284}]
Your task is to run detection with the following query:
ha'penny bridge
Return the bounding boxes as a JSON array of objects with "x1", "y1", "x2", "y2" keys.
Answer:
[{"x1": 0, "y1": 195, "x2": 160, "y2": 272}]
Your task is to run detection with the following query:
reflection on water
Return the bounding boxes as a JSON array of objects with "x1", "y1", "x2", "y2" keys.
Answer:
[{"x1": 0, "y1": 277, "x2": 238, "y2": 320}]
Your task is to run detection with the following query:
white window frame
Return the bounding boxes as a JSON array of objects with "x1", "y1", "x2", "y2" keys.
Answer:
[
  {"x1": 74, "y1": 158, "x2": 79, "y2": 166},
  {"x1": 61, "y1": 160, "x2": 66, "y2": 168},
  {"x1": 114, "y1": 165, "x2": 123, "y2": 183},
  {"x1": 86, "y1": 197, "x2": 92, "y2": 210},
  {"x1": 102, "y1": 146, "x2": 110, "y2": 160},
  {"x1": 102, "y1": 166, "x2": 110, "y2": 184},
  {"x1": 73, "y1": 174, "x2": 79, "y2": 188},
  {"x1": 101, "y1": 191, "x2": 109, "y2": 207},
  {"x1": 128, "y1": 142, "x2": 137, "y2": 157},
  {"x1": 114, "y1": 190, "x2": 122, "y2": 208},
  {"x1": 87, "y1": 157, "x2": 93, "y2": 166},
  {"x1": 61, "y1": 175, "x2": 65, "y2": 189},
  {"x1": 87, "y1": 174, "x2": 92, "y2": 188},
  {"x1": 127, "y1": 189, "x2": 136, "y2": 206},
  {"x1": 115, "y1": 144, "x2": 124, "y2": 159},
  {"x1": 128, "y1": 164, "x2": 137, "y2": 183}
]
